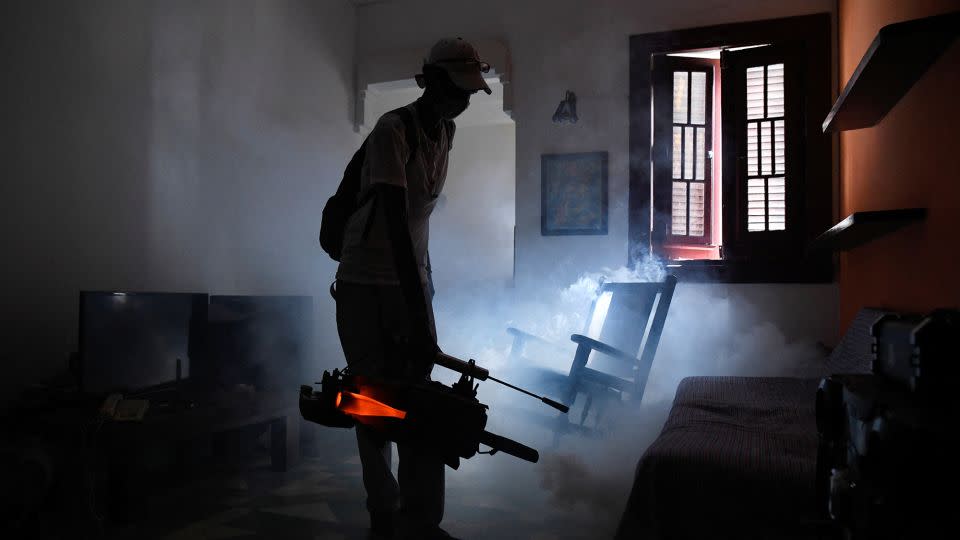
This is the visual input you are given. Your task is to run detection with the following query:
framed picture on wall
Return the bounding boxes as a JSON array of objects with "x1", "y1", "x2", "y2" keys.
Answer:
[{"x1": 541, "y1": 151, "x2": 608, "y2": 236}]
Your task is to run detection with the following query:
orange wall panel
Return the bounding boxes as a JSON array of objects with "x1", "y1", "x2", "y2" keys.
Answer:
[{"x1": 838, "y1": 0, "x2": 960, "y2": 331}]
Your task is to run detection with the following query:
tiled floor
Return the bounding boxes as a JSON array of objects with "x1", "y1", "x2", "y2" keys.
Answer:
[{"x1": 97, "y1": 411, "x2": 637, "y2": 540}]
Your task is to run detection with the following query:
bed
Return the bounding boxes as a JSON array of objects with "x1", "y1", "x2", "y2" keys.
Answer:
[{"x1": 614, "y1": 308, "x2": 882, "y2": 540}]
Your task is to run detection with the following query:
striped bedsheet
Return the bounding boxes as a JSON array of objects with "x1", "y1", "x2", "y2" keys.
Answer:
[
  {"x1": 615, "y1": 376, "x2": 825, "y2": 539},
  {"x1": 614, "y1": 308, "x2": 882, "y2": 539}
]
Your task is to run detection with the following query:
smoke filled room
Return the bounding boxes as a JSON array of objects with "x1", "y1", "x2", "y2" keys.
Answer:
[{"x1": 3, "y1": 1, "x2": 959, "y2": 539}]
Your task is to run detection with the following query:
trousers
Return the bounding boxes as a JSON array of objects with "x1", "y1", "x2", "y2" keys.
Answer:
[{"x1": 334, "y1": 280, "x2": 444, "y2": 534}]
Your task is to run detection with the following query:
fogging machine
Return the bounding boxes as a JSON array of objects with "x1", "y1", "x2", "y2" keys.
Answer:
[{"x1": 300, "y1": 352, "x2": 569, "y2": 468}]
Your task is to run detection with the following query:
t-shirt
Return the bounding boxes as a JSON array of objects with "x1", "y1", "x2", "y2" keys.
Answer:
[{"x1": 336, "y1": 104, "x2": 452, "y2": 286}]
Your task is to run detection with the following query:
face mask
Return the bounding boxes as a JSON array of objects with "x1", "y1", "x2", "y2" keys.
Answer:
[{"x1": 438, "y1": 94, "x2": 470, "y2": 119}]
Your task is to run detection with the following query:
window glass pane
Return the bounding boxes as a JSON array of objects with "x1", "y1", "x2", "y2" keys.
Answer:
[
  {"x1": 696, "y1": 127, "x2": 706, "y2": 180},
  {"x1": 672, "y1": 126, "x2": 682, "y2": 178},
  {"x1": 684, "y1": 126, "x2": 694, "y2": 179},
  {"x1": 747, "y1": 122, "x2": 758, "y2": 176},
  {"x1": 767, "y1": 63, "x2": 785, "y2": 118},
  {"x1": 691, "y1": 72, "x2": 706, "y2": 125},
  {"x1": 747, "y1": 178, "x2": 766, "y2": 232},
  {"x1": 760, "y1": 120, "x2": 773, "y2": 176},
  {"x1": 689, "y1": 183, "x2": 705, "y2": 236},
  {"x1": 774, "y1": 120, "x2": 786, "y2": 175},
  {"x1": 746, "y1": 66, "x2": 765, "y2": 120},
  {"x1": 673, "y1": 72, "x2": 689, "y2": 124},
  {"x1": 672, "y1": 182, "x2": 687, "y2": 235},
  {"x1": 768, "y1": 177, "x2": 786, "y2": 230}
]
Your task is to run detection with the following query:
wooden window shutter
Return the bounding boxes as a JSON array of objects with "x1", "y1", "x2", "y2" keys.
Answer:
[
  {"x1": 652, "y1": 56, "x2": 716, "y2": 251},
  {"x1": 721, "y1": 43, "x2": 805, "y2": 261}
]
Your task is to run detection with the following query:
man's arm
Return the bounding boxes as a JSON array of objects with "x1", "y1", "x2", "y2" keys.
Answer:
[
  {"x1": 361, "y1": 113, "x2": 436, "y2": 375},
  {"x1": 375, "y1": 183, "x2": 436, "y2": 374}
]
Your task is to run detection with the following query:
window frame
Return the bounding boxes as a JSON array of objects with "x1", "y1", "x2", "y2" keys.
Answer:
[{"x1": 629, "y1": 13, "x2": 833, "y2": 283}]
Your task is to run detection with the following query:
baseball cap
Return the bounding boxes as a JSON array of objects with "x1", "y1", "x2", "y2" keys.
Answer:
[{"x1": 424, "y1": 37, "x2": 492, "y2": 95}]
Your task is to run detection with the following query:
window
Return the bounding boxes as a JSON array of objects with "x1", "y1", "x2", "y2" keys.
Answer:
[
  {"x1": 721, "y1": 43, "x2": 810, "y2": 264},
  {"x1": 745, "y1": 63, "x2": 786, "y2": 232},
  {"x1": 652, "y1": 56, "x2": 719, "y2": 260},
  {"x1": 672, "y1": 70, "x2": 710, "y2": 237},
  {"x1": 629, "y1": 14, "x2": 833, "y2": 282}
]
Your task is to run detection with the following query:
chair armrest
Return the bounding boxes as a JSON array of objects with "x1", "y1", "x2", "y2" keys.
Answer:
[
  {"x1": 570, "y1": 334, "x2": 639, "y2": 365},
  {"x1": 579, "y1": 367, "x2": 634, "y2": 393},
  {"x1": 507, "y1": 327, "x2": 568, "y2": 351}
]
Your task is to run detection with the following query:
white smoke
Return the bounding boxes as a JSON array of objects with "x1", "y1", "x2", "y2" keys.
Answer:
[
  {"x1": 539, "y1": 431, "x2": 670, "y2": 533},
  {"x1": 641, "y1": 284, "x2": 826, "y2": 406},
  {"x1": 429, "y1": 258, "x2": 830, "y2": 538}
]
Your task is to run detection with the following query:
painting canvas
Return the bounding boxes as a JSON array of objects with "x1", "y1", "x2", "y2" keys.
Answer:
[{"x1": 541, "y1": 152, "x2": 608, "y2": 235}]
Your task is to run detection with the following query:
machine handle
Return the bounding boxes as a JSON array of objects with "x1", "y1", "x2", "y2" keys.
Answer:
[
  {"x1": 435, "y1": 352, "x2": 489, "y2": 380},
  {"x1": 479, "y1": 430, "x2": 540, "y2": 463}
]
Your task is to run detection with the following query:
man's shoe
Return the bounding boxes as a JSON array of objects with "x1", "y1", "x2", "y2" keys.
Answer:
[
  {"x1": 400, "y1": 526, "x2": 459, "y2": 540},
  {"x1": 428, "y1": 528, "x2": 461, "y2": 540},
  {"x1": 367, "y1": 529, "x2": 390, "y2": 540},
  {"x1": 368, "y1": 530, "x2": 392, "y2": 540}
]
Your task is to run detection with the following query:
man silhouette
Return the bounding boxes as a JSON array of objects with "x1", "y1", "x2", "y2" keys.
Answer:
[{"x1": 334, "y1": 38, "x2": 492, "y2": 540}]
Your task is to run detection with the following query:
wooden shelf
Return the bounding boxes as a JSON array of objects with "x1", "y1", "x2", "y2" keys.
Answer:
[
  {"x1": 822, "y1": 11, "x2": 959, "y2": 133},
  {"x1": 808, "y1": 208, "x2": 927, "y2": 253}
]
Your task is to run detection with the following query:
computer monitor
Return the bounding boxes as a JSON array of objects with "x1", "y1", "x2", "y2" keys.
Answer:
[{"x1": 78, "y1": 291, "x2": 208, "y2": 394}]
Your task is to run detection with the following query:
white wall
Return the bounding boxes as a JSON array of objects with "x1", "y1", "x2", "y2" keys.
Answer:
[
  {"x1": 0, "y1": 0, "x2": 358, "y2": 399},
  {"x1": 432, "y1": 123, "x2": 517, "y2": 290},
  {"x1": 355, "y1": 0, "x2": 841, "y2": 367}
]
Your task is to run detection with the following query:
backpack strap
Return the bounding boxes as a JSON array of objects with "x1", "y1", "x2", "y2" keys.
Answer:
[
  {"x1": 395, "y1": 106, "x2": 419, "y2": 163},
  {"x1": 444, "y1": 119, "x2": 456, "y2": 149}
]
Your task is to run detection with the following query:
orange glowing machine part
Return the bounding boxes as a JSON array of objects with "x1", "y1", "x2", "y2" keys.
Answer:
[{"x1": 336, "y1": 391, "x2": 407, "y2": 420}]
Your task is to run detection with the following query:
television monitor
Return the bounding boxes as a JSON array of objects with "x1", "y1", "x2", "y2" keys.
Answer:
[
  {"x1": 78, "y1": 291, "x2": 208, "y2": 394},
  {"x1": 202, "y1": 295, "x2": 313, "y2": 393}
]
